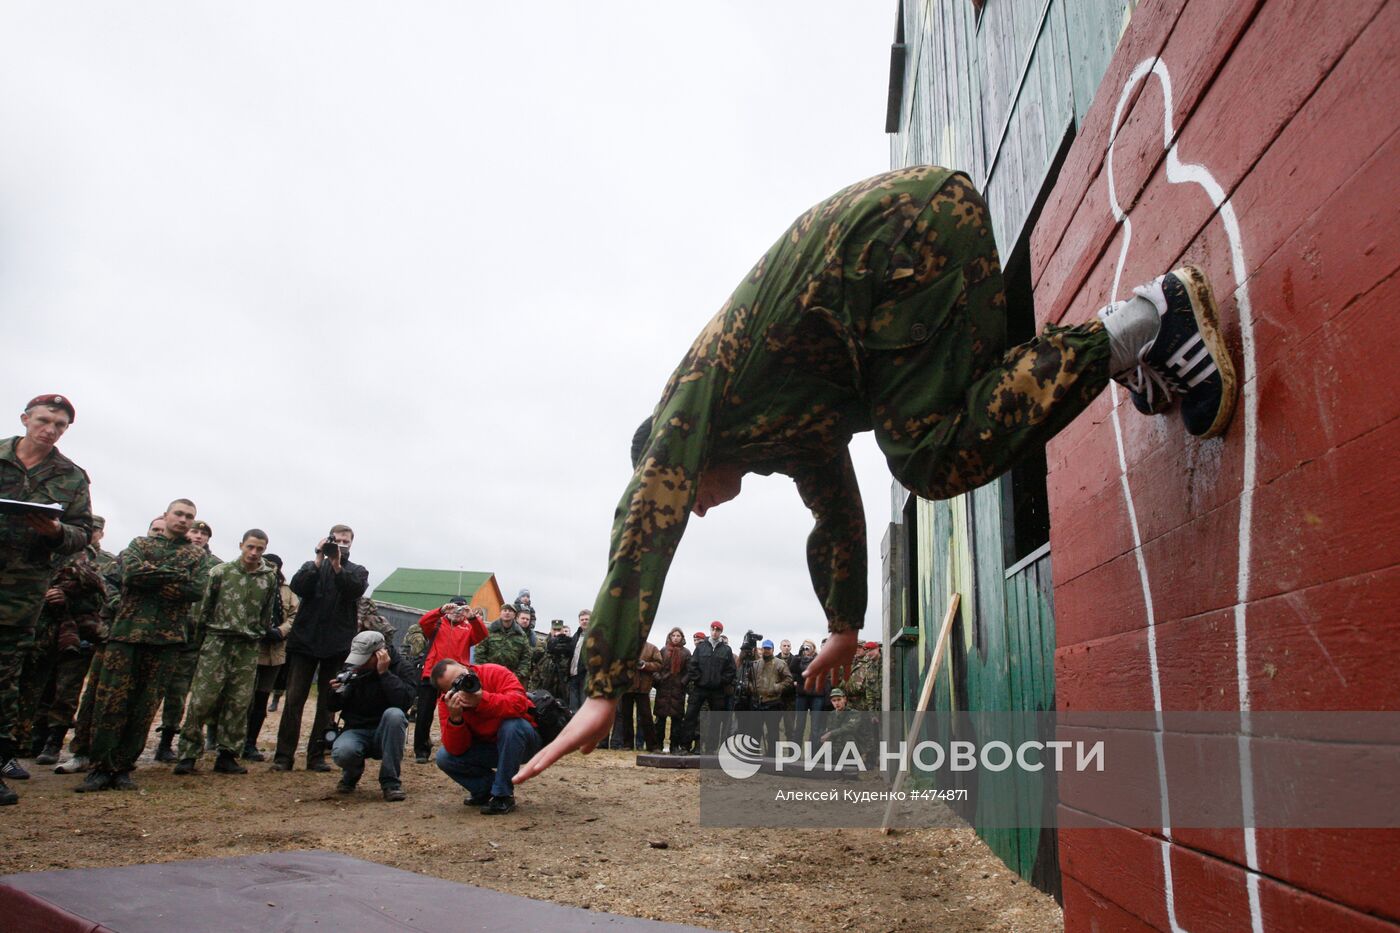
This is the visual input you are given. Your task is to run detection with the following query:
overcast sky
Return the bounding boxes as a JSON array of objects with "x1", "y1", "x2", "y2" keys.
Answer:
[{"x1": 2, "y1": 3, "x2": 902, "y2": 652}]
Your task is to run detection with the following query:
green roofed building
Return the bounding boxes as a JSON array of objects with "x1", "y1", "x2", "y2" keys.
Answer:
[{"x1": 371, "y1": 567, "x2": 505, "y2": 620}]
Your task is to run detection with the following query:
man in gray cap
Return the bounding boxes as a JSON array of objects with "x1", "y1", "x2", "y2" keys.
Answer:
[{"x1": 326, "y1": 630, "x2": 414, "y2": 801}]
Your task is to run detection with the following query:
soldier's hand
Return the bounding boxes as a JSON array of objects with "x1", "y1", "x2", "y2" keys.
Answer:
[
  {"x1": 24, "y1": 514, "x2": 62, "y2": 538},
  {"x1": 44, "y1": 587, "x2": 67, "y2": 606},
  {"x1": 804, "y1": 629, "x2": 858, "y2": 692},
  {"x1": 159, "y1": 582, "x2": 184, "y2": 600},
  {"x1": 514, "y1": 696, "x2": 619, "y2": 785}
]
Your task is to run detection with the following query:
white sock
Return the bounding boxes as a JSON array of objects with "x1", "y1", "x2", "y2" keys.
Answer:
[{"x1": 1098, "y1": 294, "x2": 1161, "y2": 376}]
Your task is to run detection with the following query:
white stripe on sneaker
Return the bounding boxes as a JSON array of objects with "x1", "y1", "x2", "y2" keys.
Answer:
[
  {"x1": 1187, "y1": 360, "x2": 1218, "y2": 388},
  {"x1": 1165, "y1": 331, "x2": 1203, "y2": 368}
]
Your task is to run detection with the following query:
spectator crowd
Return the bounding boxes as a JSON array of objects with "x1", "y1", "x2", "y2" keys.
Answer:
[{"x1": 0, "y1": 392, "x2": 884, "y2": 815}]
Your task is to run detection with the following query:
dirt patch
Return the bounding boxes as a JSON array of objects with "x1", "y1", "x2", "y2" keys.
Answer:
[{"x1": 0, "y1": 714, "x2": 1062, "y2": 932}]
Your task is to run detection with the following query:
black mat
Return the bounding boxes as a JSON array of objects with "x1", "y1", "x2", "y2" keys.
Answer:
[{"x1": 0, "y1": 850, "x2": 713, "y2": 932}]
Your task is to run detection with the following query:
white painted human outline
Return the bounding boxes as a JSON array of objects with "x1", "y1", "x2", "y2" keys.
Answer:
[{"x1": 1105, "y1": 59, "x2": 1262, "y2": 933}]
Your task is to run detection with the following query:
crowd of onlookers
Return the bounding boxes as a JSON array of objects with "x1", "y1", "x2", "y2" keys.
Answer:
[{"x1": 0, "y1": 392, "x2": 883, "y2": 817}]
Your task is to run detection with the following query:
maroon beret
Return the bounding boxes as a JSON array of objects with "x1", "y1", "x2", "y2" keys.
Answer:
[{"x1": 25, "y1": 394, "x2": 75, "y2": 423}]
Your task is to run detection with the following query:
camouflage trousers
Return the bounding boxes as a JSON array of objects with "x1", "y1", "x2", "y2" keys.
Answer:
[
  {"x1": 177, "y1": 633, "x2": 260, "y2": 759},
  {"x1": 69, "y1": 646, "x2": 104, "y2": 757},
  {"x1": 865, "y1": 175, "x2": 1110, "y2": 499},
  {"x1": 159, "y1": 644, "x2": 201, "y2": 735},
  {"x1": 88, "y1": 641, "x2": 180, "y2": 773},
  {"x1": 0, "y1": 625, "x2": 35, "y2": 759},
  {"x1": 45, "y1": 650, "x2": 92, "y2": 733},
  {"x1": 15, "y1": 638, "x2": 58, "y2": 749}
]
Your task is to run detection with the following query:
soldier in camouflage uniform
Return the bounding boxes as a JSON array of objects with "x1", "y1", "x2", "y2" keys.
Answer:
[
  {"x1": 517, "y1": 167, "x2": 1234, "y2": 780},
  {"x1": 155, "y1": 519, "x2": 220, "y2": 762},
  {"x1": 357, "y1": 597, "x2": 397, "y2": 642},
  {"x1": 174, "y1": 530, "x2": 279, "y2": 775},
  {"x1": 76, "y1": 499, "x2": 205, "y2": 793},
  {"x1": 475, "y1": 609, "x2": 533, "y2": 685},
  {"x1": 0, "y1": 394, "x2": 92, "y2": 805},
  {"x1": 17, "y1": 549, "x2": 107, "y2": 764},
  {"x1": 34, "y1": 517, "x2": 115, "y2": 764},
  {"x1": 839, "y1": 641, "x2": 883, "y2": 713}
]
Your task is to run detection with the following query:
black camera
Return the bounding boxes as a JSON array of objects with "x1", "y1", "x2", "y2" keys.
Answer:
[
  {"x1": 449, "y1": 669, "x2": 481, "y2": 695},
  {"x1": 333, "y1": 664, "x2": 369, "y2": 695},
  {"x1": 324, "y1": 722, "x2": 343, "y2": 745},
  {"x1": 320, "y1": 536, "x2": 341, "y2": 559},
  {"x1": 741, "y1": 630, "x2": 762, "y2": 652}
]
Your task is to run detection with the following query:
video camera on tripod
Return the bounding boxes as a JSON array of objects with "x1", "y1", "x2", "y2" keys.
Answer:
[{"x1": 733, "y1": 629, "x2": 762, "y2": 712}]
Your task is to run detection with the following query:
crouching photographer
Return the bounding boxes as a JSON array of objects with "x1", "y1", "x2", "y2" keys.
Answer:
[
  {"x1": 326, "y1": 631, "x2": 414, "y2": 802},
  {"x1": 430, "y1": 659, "x2": 539, "y2": 815}
]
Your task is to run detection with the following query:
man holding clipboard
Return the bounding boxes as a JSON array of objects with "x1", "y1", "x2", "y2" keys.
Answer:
[{"x1": 0, "y1": 394, "x2": 93, "y2": 806}]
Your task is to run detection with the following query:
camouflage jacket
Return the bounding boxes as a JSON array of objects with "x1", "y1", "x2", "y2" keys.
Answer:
[
  {"x1": 199, "y1": 558, "x2": 279, "y2": 640},
  {"x1": 840, "y1": 654, "x2": 883, "y2": 712},
  {"x1": 184, "y1": 549, "x2": 222, "y2": 646},
  {"x1": 110, "y1": 534, "x2": 206, "y2": 645},
  {"x1": 0, "y1": 437, "x2": 93, "y2": 625},
  {"x1": 401, "y1": 622, "x2": 428, "y2": 668},
  {"x1": 585, "y1": 167, "x2": 958, "y2": 697},
  {"x1": 35, "y1": 550, "x2": 108, "y2": 646},
  {"x1": 474, "y1": 625, "x2": 532, "y2": 683}
]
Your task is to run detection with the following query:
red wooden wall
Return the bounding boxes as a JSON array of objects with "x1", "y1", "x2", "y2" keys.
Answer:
[{"x1": 1031, "y1": 0, "x2": 1399, "y2": 929}]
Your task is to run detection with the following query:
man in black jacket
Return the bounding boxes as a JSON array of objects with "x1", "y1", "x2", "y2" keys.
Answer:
[
  {"x1": 327, "y1": 630, "x2": 413, "y2": 801},
  {"x1": 682, "y1": 620, "x2": 736, "y2": 754},
  {"x1": 272, "y1": 525, "x2": 369, "y2": 772}
]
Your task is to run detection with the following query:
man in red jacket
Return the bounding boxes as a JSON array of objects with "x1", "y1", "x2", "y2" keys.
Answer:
[
  {"x1": 411, "y1": 601, "x2": 488, "y2": 763},
  {"x1": 430, "y1": 659, "x2": 539, "y2": 815}
]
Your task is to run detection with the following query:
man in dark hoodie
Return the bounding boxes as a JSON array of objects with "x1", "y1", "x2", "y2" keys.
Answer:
[{"x1": 271, "y1": 524, "x2": 369, "y2": 772}]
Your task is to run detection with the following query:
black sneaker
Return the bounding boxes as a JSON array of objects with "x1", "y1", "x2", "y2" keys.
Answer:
[
  {"x1": 2, "y1": 758, "x2": 30, "y2": 781},
  {"x1": 74, "y1": 770, "x2": 113, "y2": 793},
  {"x1": 0, "y1": 777, "x2": 16, "y2": 805},
  {"x1": 35, "y1": 742, "x2": 63, "y2": 766},
  {"x1": 242, "y1": 748, "x2": 266, "y2": 762},
  {"x1": 110, "y1": 771, "x2": 138, "y2": 791},
  {"x1": 382, "y1": 783, "x2": 406, "y2": 802},
  {"x1": 480, "y1": 795, "x2": 516, "y2": 815},
  {"x1": 1115, "y1": 266, "x2": 1237, "y2": 438},
  {"x1": 415, "y1": 751, "x2": 430, "y2": 765},
  {"x1": 335, "y1": 776, "x2": 358, "y2": 794},
  {"x1": 214, "y1": 751, "x2": 248, "y2": 775},
  {"x1": 172, "y1": 758, "x2": 197, "y2": 775},
  {"x1": 269, "y1": 760, "x2": 292, "y2": 772},
  {"x1": 306, "y1": 760, "x2": 332, "y2": 773},
  {"x1": 464, "y1": 791, "x2": 491, "y2": 808}
]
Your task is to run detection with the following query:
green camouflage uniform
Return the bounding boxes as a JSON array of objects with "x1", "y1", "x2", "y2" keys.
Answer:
[
  {"x1": 585, "y1": 168, "x2": 1109, "y2": 697},
  {"x1": 0, "y1": 436, "x2": 92, "y2": 759},
  {"x1": 159, "y1": 548, "x2": 221, "y2": 735},
  {"x1": 474, "y1": 624, "x2": 532, "y2": 684},
  {"x1": 177, "y1": 558, "x2": 279, "y2": 759},
  {"x1": 840, "y1": 653, "x2": 883, "y2": 712},
  {"x1": 357, "y1": 598, "x2": 397, "y2": 642},
  {"x1": 15, "y1": 551, "x2": 106, "y2": 747},
  {"x1": 67, "y1": 548, "x2": 121, "y2": 759},
  {"x1": 88, "y1": 534, "x2": 204, "y2": 773}
]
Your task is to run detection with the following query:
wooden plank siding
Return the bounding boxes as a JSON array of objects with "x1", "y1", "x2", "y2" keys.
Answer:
[{"x1": 884, "y1": 0, "x2": 1135, "y2": 898}]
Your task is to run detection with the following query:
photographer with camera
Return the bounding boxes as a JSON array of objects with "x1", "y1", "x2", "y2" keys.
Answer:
[
  {"x1": 272, "y1": 524, "x2": 368, "y2": 772},
  {"x1": 430, "y1": 658, "x2": 539, "y2": 815},
  {"x1": 325, "y1": 630, "x2": 413, "y2": 801},
  {"x1": 409, "y1": 598, "x2": 488, "y2": 764}
]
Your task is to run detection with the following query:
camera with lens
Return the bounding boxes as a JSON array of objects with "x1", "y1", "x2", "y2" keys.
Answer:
[
  {"x1": 449, "y1": 669, "x2": 481, "y2": 695},
  {"x1": 333, "y1": 663, "x2": 369, "y2": 695},
  {"x1": 741, "y1": 630, "x2": 762, "y2": 653},
  {"x1": 320, "y1": 536, "x2": 341, "y2": 559}
]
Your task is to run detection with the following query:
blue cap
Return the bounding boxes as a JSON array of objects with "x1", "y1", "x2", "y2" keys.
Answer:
[{"x1": 761, "y1": 639, "x2": 774, "y2": 649}]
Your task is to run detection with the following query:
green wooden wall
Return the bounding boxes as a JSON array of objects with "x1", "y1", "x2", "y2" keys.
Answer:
[{"x1": 884, "y1": 0, "x2": 1136, "y2": 900}]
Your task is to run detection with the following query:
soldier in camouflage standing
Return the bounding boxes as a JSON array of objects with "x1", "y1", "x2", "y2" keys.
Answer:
[
  {"x1": 76, "y1": 499, "x2": 205, "y2": 793},
  {"x1": 155, "y1": 519, "x2": 220, "y2": 763},
  {"x1": 174, "y1": 530, "x2": 279, "y2": 775},
  {"x1": 517, "y1": 166, "x2": 1236, "y2": 781},
  {"x1": 475, "y1": 606, "x2": 533, "y2": 685},
  {"x1": 0, "y1": 394, "x2": 92, "y2": 806},
  {"x1": 18, "y1": 548, "x2": 107, "y2": 765},
  {"x1": 242, "y1": 552, "x2": 296, "y2": 761},
  {"x1": 839, "y1": 641, "x2": 882, "y2": 713}
]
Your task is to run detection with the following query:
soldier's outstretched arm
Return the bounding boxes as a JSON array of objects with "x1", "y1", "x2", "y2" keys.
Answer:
[
  {"x1": 793, "y1": 451, "x2": 867, "y2": 634},
  {"x1": 514, "y1": 696, "x2": 619, "y2": 784}
]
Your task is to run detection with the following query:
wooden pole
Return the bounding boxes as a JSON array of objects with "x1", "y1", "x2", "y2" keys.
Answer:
[{"x1": 880, "y1": 592, "x2": 960, "y2": 835}]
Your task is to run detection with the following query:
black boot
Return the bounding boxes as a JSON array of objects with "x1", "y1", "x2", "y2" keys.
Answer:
[
  {"x1": 0, "y1": 777, "x2": 16, "y2": 806},
  {"x1": 154, "y1": 728, "x2": 177, "y2": 763},
  {"x1": 214, "y1": 750, "x2": 247, "y2": 774},
  {"x1": 36, "y1": 729, "x2": 66, "y2": 766},
  {"x1": 74, "y1": 770, "x2": 113, "y2": 793}
]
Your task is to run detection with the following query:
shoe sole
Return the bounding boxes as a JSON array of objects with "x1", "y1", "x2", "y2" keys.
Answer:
[{"x1": 1175, "y1": 264, "x2": 1238, "y2": 439}]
